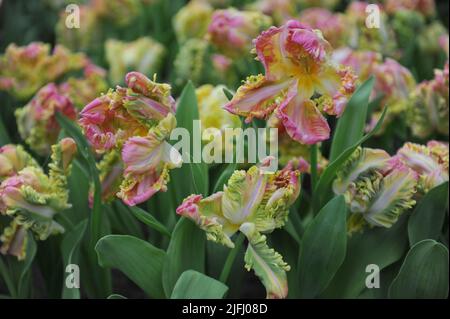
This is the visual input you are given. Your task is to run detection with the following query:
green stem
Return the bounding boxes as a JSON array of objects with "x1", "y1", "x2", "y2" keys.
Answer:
[
  {"x1": 219, "y1": 233, "x2": 245, "y2": 284},
  {"x1": 310, "y1": 144, "x2": 318, "y2": 194}
]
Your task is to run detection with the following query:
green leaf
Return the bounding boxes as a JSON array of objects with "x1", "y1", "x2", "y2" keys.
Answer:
[
  {"x1": 329, "y1": 77, "x2": 374, "y2": 161},
  {"x1": 0, "y1": 232, "x2": 37, "y2": 298},
  {"x1": 128, "y1": 206, "x2": 171, "y2": 238},
  {"x1": 57, "y1": 112, "x2": 110, "y2": 297},
  {"x1": 171, "y1": 270, "x2": 228, "y2": 299},
  {"x1": 17, "y1": 234, "x2": 37, "y2": 298},
  {"x1": 55, "y1": 112, "x2": 103, "y2": 245},
  {"x1": 107, "y1": 294, "x2": 127, "y2": 299},
  {"x1": 222, "y1": 88, "x2": 234, "y2": 101},
  {"x1": 162, "y1": 218, "x2": 206, "y2": 297},
  {"x1": 171, "y1": 82, "x2": 209, "y2": 202},
  {"x1": 212, "y1": 163, "x2": 237, "y2": 193},
  {"x1": 321, "y1": 216, "x2": 408, "y2": 298},
  {"x1": 96, "y1": 235, "x2": 166, "y2": 298},
  {"x1": 298, "y1": 195, "x2": 347, "y2": 298},
  {"x1": 61, "y1": 220, "x2": 88, "y2": 299},
  {"x1": 389, "y1": 240, "x2": 449, "y2": 299},
  {"x1": 408, "y1": 182, "x2": 449, "y2": 246},
  {"x1": 313, "y1": 107, "x2": 387, "y2": 212}
]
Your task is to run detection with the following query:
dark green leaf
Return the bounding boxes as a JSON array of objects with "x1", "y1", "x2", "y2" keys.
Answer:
[
  {"x1": 389, "y1": 240, "x2": 449, "y2": 299},
  {"x1": 321, "y1": 216, "x2": 408, "y2": 298},
  {"x1": 408, "y1": 182, "x2": 449, "y2": 246},
  {"x1": 329, "y1": 77, "x2": 374, "y2": 161},
  {"x1": 298, "y1": 196, "x2": 347, "y2": 298},
  {"x1": 172, "y1": 82, "x2": 209, "y2": 202},
  {"x1": 96, "y1": 235, "x2": 166, "y2": 298},
  {"x1": 61, "y1": 220, "x2": 88, "y2": 299},
  {"x1": 128, "y1": 206, "x2": 171, "y2": 238},
  {"x1": 171, "y1": 270, "x2": 228, "y2": 299},
  {"x1": 222, "y1": 88, "x2": 234, "y2": 101}
]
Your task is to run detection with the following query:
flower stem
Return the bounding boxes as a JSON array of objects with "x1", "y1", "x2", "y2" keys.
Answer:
[
  {"x1": 310, "y1": 144, "x2": 318, "y2": 193},
  {"x1": 219, "y1": 232, "x2": 245, "y2": 284}
]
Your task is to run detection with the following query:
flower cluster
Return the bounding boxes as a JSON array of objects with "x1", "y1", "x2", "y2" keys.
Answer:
[
  {"x1": 14, "y1": 63, "x2": 107, "y2": 155},
  {"x1": 207, "y1": 8, "x2": 272, "y2": 57},
  {"x1": 225, "y1": 20, "x2": 356, "y2": 145},
  {"x1": 407, "y1": 62, "x2": 449, "y2": 138},
  {"x1": 0, "y1": 139, "x2": 77, "y2": 260},
  {"x1": 0, "y1": 42, "x2": 86, "y2": 100},
  {"x1": 105, "y1": 37, "x2": 166, "y2": 84},
  {"x1": 334, "y1": 140, "x2": 448, "y2": 233},
  {"x1": 79, "y1": 72, "x2": 182, "y2": 206},
  {"x1": 177, "y1": 158, "x2": 300, "y2": 298},
  {"x1": 173, "y1": 0, "x2": 213, "y2": 43}
]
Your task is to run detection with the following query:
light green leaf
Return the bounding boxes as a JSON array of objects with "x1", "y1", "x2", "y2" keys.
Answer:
[
  {"x1": 171, "y1": 270, "x2": 228, "y2": 299},
  {"x1": 298, "y1": 195, "x2": 347, "y2": 298},
  {"x1": 96, "y1": 235, "x2": 166, "y2": 298},
  {"x1": 389, "y1": 240, "x2": 449, "y2": 299},
  {"x1": 162, "y1": 218, "x2": 206, "y2": 297}
]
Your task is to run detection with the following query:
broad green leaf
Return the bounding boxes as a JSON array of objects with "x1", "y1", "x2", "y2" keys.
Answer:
[
  {"x1": 321, "y1": 215, "x2": 408, "y2": 298},
  {"x1": 96, "y1": 235, "x2": 166, "y2": 298},
  {"x1": 298, "y1": 195, "x2": 347, "y2": 298},
  {"x1": 313, "y1": 107, "x2": 387, "y2": 212},
  {"x1": 61, "y1": 220, "x2": 88, "y2": 299},
  {"x1": 389, "y1": 240, "x2": 449, "y2": 299},
  {"x1": 128, "y1": 205, "x2": 171, "y2": 238},
  {"x1": 171, "y1": 270, "x2": 228, "y2": 299},
  {"x1": 329, "y1": 77, "x2": 374, "y2": 161},
  {"x1": 162, "y1": 218, "x2": 206, "y2": 297},
  {"x1": 408, "y1": 182, "x2": 449, "y2": 246},
  {"x1": 172, "y1": 82, "x2": 209, "y2": 202}
]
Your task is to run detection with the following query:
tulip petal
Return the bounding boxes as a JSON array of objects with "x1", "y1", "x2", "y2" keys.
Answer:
[
  {"x1": 277, "y1": 86, "x2": 330, "y2": 144},
  {"x1": 240, "y1": 222, "x2": 290, "y2": 299},
  {"x1": 224, "y1": 75, "x2": 292, "y2": 123}
]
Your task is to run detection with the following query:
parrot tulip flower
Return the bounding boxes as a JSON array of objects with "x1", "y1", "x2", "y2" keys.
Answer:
[
  {"x1": 334, "y1": 147, "x2": 418, "y2": 233},
  {"x1": 177, "y1": 158, "x2": 300, "y2": 298},
  {"x1": 0, "y1": 139, "x2": 77, "y2": 246},
  {"x1": 15, "y1": 83, "x2": 77, "y2": 155},
  {"x1": 395, "y1": 141, "x2": 449, "y2": 193},
  {"x1": 224, "y1": 20, "x2": 356, "y2": 145}
]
